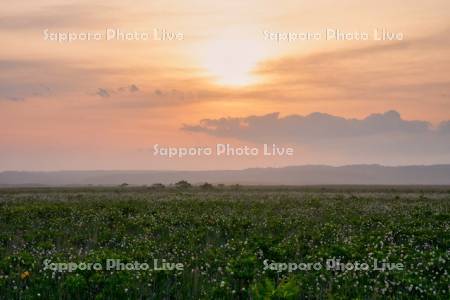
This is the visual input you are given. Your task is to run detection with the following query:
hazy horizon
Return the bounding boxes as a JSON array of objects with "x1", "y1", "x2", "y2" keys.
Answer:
[
  {"x1": 3, "y1": 162, "x2": 450, "y2": 173},
  {"x1": 2, "y1": 165, "x2": 450, "y2": 186}
]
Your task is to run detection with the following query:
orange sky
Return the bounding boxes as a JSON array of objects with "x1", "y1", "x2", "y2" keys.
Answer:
[{"x1": 1, "y1": 0, "x2": 450, "y2": 170}]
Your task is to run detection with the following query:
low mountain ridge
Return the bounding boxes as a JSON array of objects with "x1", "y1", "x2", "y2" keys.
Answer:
[{"x1": 1, "y1": 164, "x2": 450, "y2": 186}]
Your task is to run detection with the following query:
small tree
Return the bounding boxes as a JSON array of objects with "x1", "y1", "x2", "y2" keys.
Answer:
[
  {"x1": 200, "y1": 182, "x2": 214, "y2": 190},
  {"x1": 232, "y1": 184, "x2": 241, "y2": 190},
  {"x1": 175, "y1": 180, "x2": 191, "y2": 189},
  {"x1": 151, "y1": 183, "x2": 165, "y2": 189}
]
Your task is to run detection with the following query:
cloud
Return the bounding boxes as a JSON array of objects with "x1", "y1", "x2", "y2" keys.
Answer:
[
  {"x1": 5, "y1": 96, "x2": 25, "y2": 101},
  {"x1": 0, "y1": 3, "x2": 221, "y2": 32},
  {"x1": 0, "y1": 57, "x2": 204, "y2": 106},
  {"x1": 0, "y1": 4, "x2": 120, "y2": 31},
  {"x1": 251, "y1": 29, "x2": 450, "y2": 104},
  {"x1": 95, "y1": 84, "x2": 140, "y2": 98},
  {"x1": 0, "y1": 57, "x2": 200, "y2": 104},
  {"x1": 1, "y1": 29, "x2": 449, "y2": 113},
  {"x1": 0, "y1": 60, "x2": 54, "y2": 100},
  {"x1": 182, "y1": 111, "x2": 450, "y2": 162},
  {"x1": 96, "y1": 88, "x2": 110, "y2": 98},
  {"x1": 0, "y1": 58, "x2": 110, "y2": 101},
  {"x1": 128, "y1": 84, "x2": 139, "y2": 93},
  {"x1": 118, "y1": 84, "x2": 139, "y2": 93},
  {"x1": 183, "y1": 110, "x2": 433, "y2": 140}
]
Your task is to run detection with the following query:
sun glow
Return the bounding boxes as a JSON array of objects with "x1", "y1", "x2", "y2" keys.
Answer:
[{"x1": 200, "y1": 38, "x2": 269, "y2": 86}]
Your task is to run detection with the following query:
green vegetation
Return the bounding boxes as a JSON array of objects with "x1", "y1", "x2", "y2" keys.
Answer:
[{"x1": 0, "y1": 186, "x2": 448, "y2": 299}]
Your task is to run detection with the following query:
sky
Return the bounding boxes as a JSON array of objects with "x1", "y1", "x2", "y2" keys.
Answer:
[{"x1": 1, "y1": 0, "x2": 450, "y2": 171}]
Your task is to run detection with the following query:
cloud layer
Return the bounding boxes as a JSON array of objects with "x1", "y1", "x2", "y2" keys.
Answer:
[{"x1": 183, "y1": 111, "x2": 450, "y2": 163}]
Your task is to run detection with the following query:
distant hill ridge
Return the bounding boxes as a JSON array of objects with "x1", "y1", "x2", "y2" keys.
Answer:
[{"x1": 1, "y1": 165, "x2": 450, "y2": 186}]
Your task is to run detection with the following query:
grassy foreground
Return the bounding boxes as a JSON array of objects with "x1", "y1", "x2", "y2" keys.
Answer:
[{"x1": 0, "y1": 186, "x2": 449, "y2": 299}]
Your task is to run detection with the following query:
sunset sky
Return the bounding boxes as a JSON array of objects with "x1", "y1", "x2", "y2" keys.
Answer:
[{"x1": 1, "y1": 0, "x2": 450, "y2": 170}]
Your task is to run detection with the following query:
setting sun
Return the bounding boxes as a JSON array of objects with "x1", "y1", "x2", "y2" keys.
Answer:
[{"x1": 200, "y1": 38, "x2": 268, "y2": 86}]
